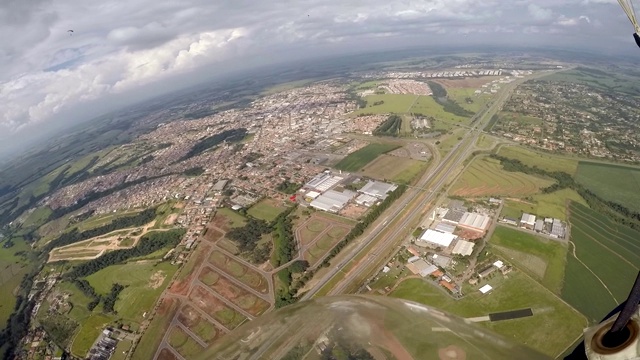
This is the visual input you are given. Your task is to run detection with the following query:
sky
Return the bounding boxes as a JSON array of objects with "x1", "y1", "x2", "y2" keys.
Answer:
[{"x1": 0, "y1": 0, "x2": 637, "y2": 156}]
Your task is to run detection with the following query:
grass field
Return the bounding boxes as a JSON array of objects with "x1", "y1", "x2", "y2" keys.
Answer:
[
  {"x1": 168, "y1": 326, "x2": 205, "y2": 358},
  {"x1": 298, "y1": 218, "x2": 331, "y2": 245},
  {"x1": 451, "y1": 156, "x2": 554, "y2": 197},
  {"x1": 476, "y1": 134, "x2": 496, "y2": 150},
  {"x1": 496, "y1": 111, "x2": 544, "y2": 126},
  {"x1": 247, "y1": 198, "x2": 288, "y2": 222},
  {"x1": 22, "y1": 206, "x2": 53, "y2": 228},
  {"x1": 334, "y1": 143, "x2": 400, "y2": 172},
  {"x1": 216, "y1": 208, "x2": 247, "y2": 228},
  {"x1": 498, "y1": 146, "x2": 579, "y2": 174},
  {"x1": 501, "y1": 189, "x2": 587, "y2": 221},
  {"x1": 0, "y1": 239, "x2": 34, "y2": 327},
  {"x1": 543, "y1": 67, "x2": 640, "y2": 96},
  {"x1": 361, "y1": 155, "x2": 427, "y2": 184},
  {"x1": 575, "y1": 161, "x2": 640, "y2": 212},
  {"x1": 305, "y1": 227, "x2": 349, "y2": 265},
  {"x1": 208, "y1": 251, "x2": 269, "y2": 293},
  {"x1": 111, "y1": 338, "x2": 133, "y2": 360},
  {"x1": 86, "y1": 261, "x2": 177, "y2": 323},
  {"x1": 178, "y1": 304, "x2": 222, "y2": 344},
  {"x1": 350, "y1": 94, "x2": 418, "y2": 115},
  {"x1": 490, "y1": 226, "x2": 568, "y2": 293},
  {"x1": 391, "y1": 272, "x2": 586, "y2": 357},
  {"x1": 563, "y1": 203, "x2": 640, "y2": 322},
  {"x1": 131, "y1": 297, "x2": 180, "y2": 360},
  {"x1": 410, "y1": 95, "x2": 470, "y2": 124},
  {"x1": 198, "y1": 267, "x2": 270, "y2": 316},
  {"x1": 448, "y1": 88, "x2": 492, "y2": 113},
  {"x1": 437, "y1": 128, "x2": 466, "y2": 156},
  {"x1": 70, "y1": 313, "x2": 111, "y2": 357}
]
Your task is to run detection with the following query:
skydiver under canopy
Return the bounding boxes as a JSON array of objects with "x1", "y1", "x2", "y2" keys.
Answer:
[{"x1": 617, "y1": 0, "x2": 640, "y2": 48}]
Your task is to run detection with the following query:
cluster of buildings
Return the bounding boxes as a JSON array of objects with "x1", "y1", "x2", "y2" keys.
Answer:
[
  {"x1": 87, "y1": 329, "x2": 118, "y2": 360},
  {"x1": 501, "y1": 213, "x2": 567, "y2": 239},
  {"x1": 360, "y1": 79, "x2": 432, "y2": 96},
  {"x1": 360, "y1": 69, "x2": 504, "y2": 79},
  {"x1": 404, "y1": 247, "x2": 459, "y2": 294}
]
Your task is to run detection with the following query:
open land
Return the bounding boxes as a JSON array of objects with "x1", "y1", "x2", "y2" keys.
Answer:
[
  {"x1": 575, "y1": 161, "x2": 640, "y2": 212},
  {"x1": 361, "y1": 155, "x2": 428, "y2": 184},
  {"x1": 246, "y1": 198, "x2": 289, "y2": 222},
  {"x1": 177, "y1": 304, "x2": 223, "y2": 344},
  {"x1": 198, "y1": 267, "x2": 270, "y2": 316},
  {"x1": 500, "y1": 188, "x2": 587, "y2": 221},
  {"x1": 334, "y1": 143, "x2": 400, "y2": 172},
  {"x1": 188, "y1": 285, "x2": 247, "y2": 330},
  {"x1": 208, "y1": 251, "x2": 269, "y2": 293},
  {"x1": 497, "y1": 146, "x2": 579, "y2": 174}
]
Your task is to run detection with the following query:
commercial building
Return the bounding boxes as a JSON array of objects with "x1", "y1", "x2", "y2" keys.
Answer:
[
  {"x1": 432, "y1": 254, "x2": 451, "y2": 268},
  {"x1": 520, "y1": 213, "x2": 536, "y2": 229},
  {"x1": 458, "y1": 212, "x2": 491, "y2": 232},
  {"x1": 534, "y1": 219, "x2": 544, "y2": 232},
  {"x1": 359, "y1": 180, "x2": 398, "y2": 200},
  {"x1": 305, "y1": 173, "x2": 343, "y2": 192},
  {"x1": 551, "y1": 219, "x2": 566, "y2": 238},
  {"x1": 479, "y1": 284, "x2": 493, "y2": 294},
  {"x1": 406, "y1": 258, "x2": 439, "y2": 277},
  {"x1": 417, "y1": 229, "x2": 457, "y2": 248},
  {"x1": 452, "y1": 239, "x2": 475, "y2": 256},
  {"x1": 443, "y1": 210, "x2": 465, "y2": 224},
  {"x1": 212, "y1": 179, "x2": 228, "y2": 192},
  {"x1": 355, "y1": 193, "x2": 378, "y2": 207},
  {"x1": 310, "y1": 189, "x2": 356, "y2": 213},
  {"x1": 435, "y1": 222, "x2": 456, "y2": 234}
]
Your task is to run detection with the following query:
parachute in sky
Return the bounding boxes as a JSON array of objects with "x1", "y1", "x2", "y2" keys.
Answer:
[
  {"x1": 67, "y1": 29, "x2": 74, "y2": 36},
  {"x1": 617, "y1": 0, "x2": 640, "y2": 47}
]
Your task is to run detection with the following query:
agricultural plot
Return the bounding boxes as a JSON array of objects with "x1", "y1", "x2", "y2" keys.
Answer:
[
  {"x1": 489, "y1": 226, "x2": 567, "y2": 293},
  {"x1": 361, "y1": 155, "x2": 427, "y2": 184},
  {"x1": 168, "y1": 325, "x2": 205, "y2": 359},
  {"x1": 247, "y1": 198, "x2": 289, "y2": 222},
  {"x1": 497, "y1": 146, "x2": 578, "y2": 174},
  {"x1": 575, "y1": 161, "x2": 640, "y2": 212},
  {"x1": 334, "y1": 143, "x2": 400, "y2": 172},
  {"x1": 85, "y1": 261, "x2": 177, "y2": 323},
  {"x1": 304, "y1": 226, "x2": 350, "y2": 266},
  {"x1": 188, "y1": 285, "x2": 247, "y2": 330},
  {"x1": 198, "y1": 267, "x2": 270, "y2": 316},
  {"x1": 391, "y1": 271, "x2": 586, "y2": 357},
  {"x1": 451, "y1": 156, "x2": 554, "y2": 197},
  {"x1": 177, "y1": 304, "x2": 223, "y2": 344},
  {"x1": 350, "y1": 94, "x2": 418, "y2": 115},
  {"x1": 208, "y1": 250, "x2": 269, "y2": 293},
  {"x1": 501, "y1": 189, "x2": 587, "y2": 221},
  {"x1": 563, "y1": 203, "x2": 640, "y2": 322}
]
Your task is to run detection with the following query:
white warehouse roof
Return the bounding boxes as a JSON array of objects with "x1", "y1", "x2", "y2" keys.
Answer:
[
  {"x1": 479, "y1": 284, "x2": 493, "y2": 294},
  {"x1": 458, "y1": 212, "x2": 491, "y2": 232},
  {"x1": 435, "y1": 222, "x2": 456, "y2": 234},
  {"x1": 310, "y1": 189, "x2": 355, "y2": 213},
  {"x1": 521, "y1": 213, "x2": 536, "y2": 226},
  {"x1": 305, "y1": 173, "x2": 343, "y2": 192},
  {"x1": 419, "y1": 229, "x2": 456, "y2": 247},
  {"x1": 452, "y1": 240, "x2": 475, "y2": 256},
  {"x1": 359, "y1": 180, "x2": 398, "y2": 199}
]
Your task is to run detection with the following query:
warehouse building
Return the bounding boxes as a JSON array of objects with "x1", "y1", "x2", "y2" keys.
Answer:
[
  {"x1": 551, "y1": 219, "x2": 566, "y2": 238},
  {"x1": 417, "y1": 229, "x2": 457, "y2": 248},
  {"x1": 435, "y1": 222, "x2": 456, "y2": 234},
  {"x1": 406, "y1": 257, "x2": 439, "y2": 277},
  {"x1": 534, "y1": 219, "x2": 544, "y2": 232},
  {"x1": 443, "y1": 209, "x2": 465, "y2": 224},
  {"x1": 452, "y1": 239, "x2": 475, "y2": 256},
  {"x1": 458, "y1": 212, "x2": 491, "y2": 232},
  {"x1": 355, "y1": 193, "x2": 378, "y2": 207},
  {"x1": 359, "y1": 180, "x2": 398, "y2": 200},
  {"x1": 310, "y1": 189, "x2": 356, "y2": 213},
  {"x1": 304, "y1": 173, "x2": 343, "y2": 192},
  {"x1": 520, "y1": 213, "x2": 536, "y2": 229}
]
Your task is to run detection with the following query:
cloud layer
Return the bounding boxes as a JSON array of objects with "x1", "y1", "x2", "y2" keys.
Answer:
[{"x1": 0, "y1": 0, "x2": 634, "y2": 148}]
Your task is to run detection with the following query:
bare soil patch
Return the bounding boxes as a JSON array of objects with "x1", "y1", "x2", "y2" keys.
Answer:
[
  {"x1": 149, "y1": 271, "x2": 166, "y2": 289},
  {"x1": 157, "y1": 348, "x2": 178, "y2": 360}
]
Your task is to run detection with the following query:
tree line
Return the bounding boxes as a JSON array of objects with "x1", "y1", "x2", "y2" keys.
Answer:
[
  {"x1": 276, "y1": 180, "x2": 302, "y2": 194},
  {"x1": 427, "y1": 81, "x2": 474, "y2": 117},
  {"x1": 373, "y1": 114, "x2": 402, "y2": 137},
  {"x1": 102, "y1": 283, "x2": 125, "y2": 313},
  {"x1": 44, "y1": 208, "x2": 157, "y2": 252},
  {"x1": 271, "y1": 215, "x2": 296, "y2": 268},
  {"x1": 180, "y1": 128, "x2": 247, "y2": 161}
]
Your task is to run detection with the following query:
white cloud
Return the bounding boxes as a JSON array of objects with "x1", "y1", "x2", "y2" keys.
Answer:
[{"x1": 528, "y1": 4, "x2": 553, "y2": 21}]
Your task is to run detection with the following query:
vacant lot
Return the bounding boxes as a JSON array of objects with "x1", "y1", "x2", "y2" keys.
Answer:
[
  {"x1": 451, "y1": 156, "x2": 554, "y2": 197},
  {"x1": 490, "y1": 226, "x2": 567, "y2": 293},
  {"x1": 298, "y1": 218, "x2": 331, "y2": 245},
  {"x1": 208, "y1": 250, "x2": 268, "y2": 293},
  {"x1": 304, "y1": 227, "x2": 350, "y2": 266},
  {"x1": 177, "y1": 304, "x2": 223, "y2": 344},
  {"x1": 391, "y1": 272, "x2": 586, "y2": 357},
  {"x1": 188, "y1": 286, "x2": 247, "y2": 330},
  {"x1": 409, "y1": 95, "x2": 470, "y2": 124},
  {"x1": 334, "y1": 143, "x2": 400, "y2": 172},
  {"x1": 361, "y1": 155, "x2": 427, "y2": 184},
  {"x1": 168, "y1": 325, "x2": 205, "y2": 359},
  {"x1": 563, "y1": 203, "x2": 640, "y2": 322},
  {"x1": 351, "y1": 94, "x2": 418, "y2": 115},
  {"x1": 575, "y1": 161, "x2": 640, "y2": 212},
  {"x1": 130, "y1": 297, "x2": 179, "y2": 360},
  {"x1": 247, "y1": 198, "x2": 289, "y2": 222},
  {"x1": 199, "y1": 267, "x2": 269, "y2": 316},
  {"x1": 497, "y1": 146, "x2": 578, "y2": 174},
  {"x1": 214, "y1": 208, "x2": 247, "y2": 230}
]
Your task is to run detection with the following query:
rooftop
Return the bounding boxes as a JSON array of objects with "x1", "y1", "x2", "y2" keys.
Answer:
[
  {"x1": 359, "y1": 180, "x2": 398, "y2": 199},
  {"x1": 418, "y1": 229, "x2": 456, "y2": 247},
  {"x1": 452, "y1": 239, "x2": 475, "y2": 256}
]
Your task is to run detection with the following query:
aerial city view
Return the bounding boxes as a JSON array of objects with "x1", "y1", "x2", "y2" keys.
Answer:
[{"x1": 1, "y1": 1, "x2": 640, "y2": 360}]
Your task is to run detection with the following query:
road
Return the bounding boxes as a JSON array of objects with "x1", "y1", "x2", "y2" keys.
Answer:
[{"x1": 301, "y1": 73, "x2": 548, "y2": 300}]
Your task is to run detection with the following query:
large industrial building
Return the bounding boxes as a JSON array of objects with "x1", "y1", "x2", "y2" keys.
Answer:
[
  {"x1": 417, "y1": 229, "x2": 457, "y2": 248},
  {"x1": 458, "y1": 212, "x2": 491, "y2": 232},
  {"x1": 442, "y1": 209, "x2": 465, "y2": 224},
  {"x1": 452, "y1": 239, "x2": 475, "y2": 256},
  {"x1": 359, "y1": 180, "x2": 398, "y2": 200},
  {"x1": 304, "y1": 173, "x2": 344, "y2": 192},
  {"x1": 310, "y1": 189, "x2": 356, "y2": 213},
  {"x1": 520, "y1": 213, "x2": 536, "y2": 229}
]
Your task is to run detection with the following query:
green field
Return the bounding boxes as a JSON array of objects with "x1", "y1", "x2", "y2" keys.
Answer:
[
  {"x1": 391, "y1": 272, "x2": 586, "y2": 357},
  {"x1": 490, "y1": 226, "x2": 568, "y2": 293},
  {"x1": 496, "y1": 111, "x2": 543, "y2": 126},
  {"x1": 334, "y1": 143, "x2": 400, "y2": 172},
  {"x1": 86, "y1": 261, "x2": 178, "y2": 323},
  {"x1": 563, "y1": 203, "x2": 640, "y2": 322},
  {"x1": 70, "y1": 313, "x2": 111, "y2": 357},
  {"x1": 247, "y1": 199, "x2": 288, "y2": 222},
  {"x1": 0, "y1": 240, "x2": 34, "y2": 327},
  {"x1": 131, "y1": 297, "x2": 180, "y2": 360},
  {"x1": 451, "y1": 156, "x2": 554, "y2": 197},
  {"x1": 575, "y1": 161, "x2": 640, "y2": 212},
  {"x1": 168, "y1": 326, "x2": 205, "y2": 358},
  {"x1": 111, "y1": 338, "x2": 133, "y2": 360},
  {"x1": 543, "y1": 67, "x2": 640, "y2": 96},
  {"x1": 409, "y1": 95, "x2": 470, "y2": 124},
  {"x1": 497, "y1": 146, "x2": 578, "y2": 174},
  {"x1": 216, "y1": 208, "x2": 247, "y2": 228},
  {"x1": 351, "y1": 94, "x2": 418, "y2": 115},
  {"x1": 448, "y1": 88, "x2": 492, "y2": 113},
  {"x1": 22, "y1": 206, "x2": 53, "y2": 228},
  {"x1": 501, "y1": 189, "x2": 587, "y2": 221},
  {"x1": 361, "y1": 155, "x2": 427, "y2": 184},
  {"x1": 476, "y1": 134, "x2": 496, "y2": 150},
  {"x1": 436, "y1": 127, "x2": 466, "y2": 156}
]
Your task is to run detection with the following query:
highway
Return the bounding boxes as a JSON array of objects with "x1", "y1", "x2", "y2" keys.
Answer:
[{"x1": 300, "y1": 73, "x2": 544, "y2": 300}]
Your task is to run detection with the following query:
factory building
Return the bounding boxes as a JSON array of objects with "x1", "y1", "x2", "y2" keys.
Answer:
[
  {"x1": 310, "y1": 189, "x2": 356, "y2": 213},
  {"x1": 434, "y1": 222, "x2": 456, "y2": 234},
  {"x1": 417, "y1": 229, "x2": 457, "y2": 248},
  {"x1": 304, "y1": 173, "x2": 344, "y2": 192},
  {"x1": 359, "y1": 180, "x2": 398, "y2": 200},
  {"x1": 520, "y1": 213, "x2": 536, "y2": 229},
  {"x1": 458, "y1": 212, "x2": 491, "y2": 232},
  {"x1": 452, "y1": 239, "x2": 475, "y2": 256}
]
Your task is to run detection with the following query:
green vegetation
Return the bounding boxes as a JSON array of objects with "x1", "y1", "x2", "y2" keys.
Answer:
[
  {"x1": 563, "y1": 203, "x2": 640, "y2": 322},
  {"x1": 276, "y1": 180, "x2": 302, "y2": 194},
  {"x1": 247, "y1": 199, "x2": 288, "y2": 222},
  {"x1": 427, "y1": 81, "x2": 474, "y2": 118},
  {"x1": 183, "y1": 167, "x2": 205, "y2": 177},
  {"x1": 498, "y1": 146, "x2": 578, "y2": 174},
  {"x1": 576, "y1": 161, "x2": 640, "y2": 212},
  {"x1": 168, "y1": 326, "x2": 204, "y2": 358},
  {"x1": 334, "y1": 143, "x2": 400, "y2": 172},
  {"x1": 131, "y1": 298, "x2": 179, "y2": 360},
  {"x1": 215, "y1": 208, "x2": 247, "y2": 228},
  {"x1": 180, "y1": 128, "x2": 247, "y2": 161},
  {"x1": 476, "y1": 134, "x2": 495, "y2": 150},
  {"x1": 350, "y1": 94, "x2": 417, "y2": 115},
  {"x1": 451, "y1": 156, "x2": 554, "y2": 197},
  {"x1": 543, "y1": 67, "x2": 640, "y2": 96},
  {"x1": 373, "y1": 114, "x2": 402, "y2": 137},
  {"x1": 22, "y1": 207, "x2": 53, "y2": 228},
  {"x1": 490, "y1": 226, "x2": 568, "y2": 293},
  {"x1": 271, "y1": 213, "x2": 296, "y2": 268},
  {"x1": 71, "y1": 313, "x2": 111, "y2": 357},
  {"x1": 409, "y1": 96, "x2": 469, "y2": 124},
  {"x1": 361, "y1": 155, "x2": 427, "y2": 184},
  {"x1": 391, "y1": 272, "x2": 586, "y2": 357},
  {"x1": 501, "y1": 189, "x2": 587, "y2": 221}
]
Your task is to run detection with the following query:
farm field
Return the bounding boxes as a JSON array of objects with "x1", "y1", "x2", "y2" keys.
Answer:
[
  {"x1": 391, "y1": 271, "x2": 586, "y2": 357},
  {"x1": 575, "y1": 161, "x2": 640, "y2": 212},
  {"x1": 489, "y1": 225, "x2": 568, "y2": 293},
  {"x1": 85, "y1": 261, "x2": 178, "y2": 323},
  {"x1": 501, "y1": 189, "x2": 587, "y2": 221},
  {"x1": 168, "y1": 325, "x2": 205, "y2": 359},
  {"x1": 334, "y1": 143, "x2": 400, "y2": 172},
  {"x1": 177, "y1": 304, "x2": 223, "y2": 344},
  {"x1": 497, "y1": 146, "x2": 578, "y2": 174},
  {"x1": 361, "y1": 155, "x2": 427, "y2": 184},
  {"x1": 562, "y1": 203, "x2": 640, "y2": 322},
  {"x1": 247, "y1": 198, "x2": 289, "y2": 222},
  {"x1": 208, "y1": 251, "x2": 269, "y2": 293},
  {"x1": 198, "y1": 266, "x2": 270, "y2": 316},
  {"x1": 451, "y1": 156, "x2": 554, "y2": 197},
  {"x1": 188, "y1": 285, "x2": 247, "y2": 330},
  {"x1": 350, "y1": 94, "x2": 418, "y2": 115},
  {"x1": 409, "y1": 95, "x2": 470, "y2": 124}
]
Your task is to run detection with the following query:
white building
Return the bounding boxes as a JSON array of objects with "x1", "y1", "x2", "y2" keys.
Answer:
[
  {"x1": 417, "y1": 229, "x2": 456, "y2": 248},
  {"x1": 359, "y1": 180, "x2": 398, "y2": 200},
  {"x1": 310, "y1": 189, "x2": 356, "y2": 213},
  {"x1": 458, "y1": 212, "x2": 491, "y2": 232},
  {"x1": 452, "y1": 240, "x2": 475, "y2": 256}
]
